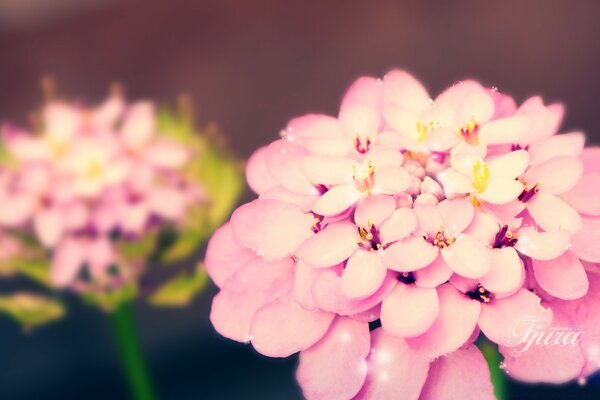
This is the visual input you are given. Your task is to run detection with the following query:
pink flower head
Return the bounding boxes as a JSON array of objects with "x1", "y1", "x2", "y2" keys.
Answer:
[
  {"x1": 207, "y1": 69, "x2": 600, "y2": 398},
  {"x1": 0, "y1": 95, "x2": 204, "y2": 292}
]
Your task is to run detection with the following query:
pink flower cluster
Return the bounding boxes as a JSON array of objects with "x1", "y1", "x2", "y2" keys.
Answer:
[
  {"x1": 0, "y1": 96, "x2": 202, "y2": 290},
  {"x1": 206, "y1": 70, "x2": 600, "y2": 399}
]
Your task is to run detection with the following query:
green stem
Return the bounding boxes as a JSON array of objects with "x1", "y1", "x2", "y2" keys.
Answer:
[
  {"x1": 477, "y1": 338, "x2": 508, "y2": 400},
  {"x1": 109, "y1": 303, "x2": 156, "y2": 400}
]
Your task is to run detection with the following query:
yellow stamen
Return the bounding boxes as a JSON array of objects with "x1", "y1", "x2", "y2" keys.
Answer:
[
  {"x1": 472, "y1": 159, "x2": 489, "y2": 193},
  {"x1": 416, "y1": 121, "x2": 429, "y2": 142},
  {"x1": 85, "y1": 160, "x2": 104, "y2": 180}
]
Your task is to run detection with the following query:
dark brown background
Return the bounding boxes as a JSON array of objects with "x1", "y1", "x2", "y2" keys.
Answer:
[{"x1": 0, "y1": 1, "x2": 599, "y2": 399}]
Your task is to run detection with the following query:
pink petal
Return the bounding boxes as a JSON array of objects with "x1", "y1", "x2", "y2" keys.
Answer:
[
  {"x1": 383, "y1": 69, "x2": 430, "y2": 114},
  {"x1": 480, "y1": 248, "x2": 524, "y2": 295},
  {"x1": 383, "y1": 237, "x2": 439, "y2": 272},
  {"x1": 379, "y1": 208, "x2": 418, "y2": 244},
  {"x1": 286, "y1": 114, "x2": 344, "y2": 140},
  {"x1": 373, "y1": 166, "x2": 411, "y2": 195},
  {"x1": 437, "y1": 198, "x2": 475, "y2": 236},
  {"x1": 437, "y1": 169, "x2": 475, "y2": 195},
  {"x1": 147, "y1": 187, "x2": 187, "y2": 220},
  {"x1": 524, "y1": 156, "x2": 584, "y2": 194},
  {"x1": 121, "y1": 101, "x2": 155, "y2": 149},
  {"x1": 312, "y1": 269, "x2": 397, "y2": 316},
  {"x1": 478, "y1": 289, "x2": 553, "y2": 347},
  {"x1": 532, "y1": 251, "x2": 589, "y2": 300},
  {"x1": 143, "y1": 141, "x2": 188, "y2": 169},
  {"x1": 259, "y1": 186, "x2": 317, "y2": 213},
  {"x1": 301, "y1": 155, "x2": 354, "y2": 186},
  {"x1": 296, "y1": 222, "x2": 358, "y2": 268},
  {"x1": 293, "y1": 261, "x2": 323, "y2": 310},
  {"x1": 366, "y1": 149, "x2": 403, "y2": 169},
  {"x1": 464, "y1": 210, "x2": 500, "y2": 245},
  {"x1": 265, "y1": 139, "x2": 316, "y2": 194},
  {"x1": 51, "y1": 238, "x2": 85, "y2": 287},
  {"x1": 246, "y1": 146, "x2": 278, "y2": 194},
  {"x1": 34, "y1": 208, "x2": 64, "y2": 248},
  {"x1": 205, "y1": 223, "x2": 257, "y2": 288},
  {"x1": 456, "y1": 87, "x2": 495, "y2": 125},
  {"x1": 231, "y1": 199, "x2": 314, "y2": 261},
  {"x1": 420, "y1": 346, "x2": 495, "y2": 400},
  {"x1": 517, "y1": 97, "x2": 564, "y2": 144},
  {"x1": 312, "y1": 184, "x2": 361, "y2": 217},
  {"x1": 413, "y1": 203, "x2": 443, "y2": 235},
  {"x1": 414, "y1": 254, "x2": 453, "y2": 288},
  {"x1": 479, "y1": 115, "x2": 530, "y2": 145},
  {"x1": 297, "y1": 317, "x2": 370, "y2": 400},
  {"x1": 341, "y1": 251, "x2": 387, "y2": 299},
  {"x1": 487, "y1": 149, "x2": 530, "y2": 179},
  {"x1": 442, "y1": 234, "x2": 492, "y2": 279},
  {"x1": 381, "y1": 284, "x2": 439, "y2": 337},
  {"x1": 479, "y1": 178, "x2": 525, "y2": 204},
  {"x1": 0, "y1": 193, "x2": 35, "y2": 226},
  {"x1": 63, "y1": 202, "x2": 89, "y2": 230},
  {"x1": 499, "y1": 308, "x2": 585, "y2": 383},
  {"x1": 528, "y1": 132, "x2": 585, "y2": 165},
  {"x1": 120, "y1": 203, "x2": 149, "y2": 233},
  {"x1": 250, "y1": 293, "x2": 335, "y2": 357},
  {"x1": 87, "y1": 237, "x2": 115, "y2": 277},
  {"x1": 515, "y1": 227, "x2": 570, "y2": 261},
  {"x1": 571, "y1": 215, "x2": 600, "y2": 262},
  {"x1": 561, "y1": 170, "x2": 600, "y2": 216},
  {"x1": 528, "y1": 193, "x2": 581, "y2": 234},
  {"x1": 223, "y1": 257, "x2": 294, "y2": 295},
  {"x1": 354, "y1": 195, "x2": 395, "y2": 228},
  {"x1": 355, "y1": 329, "x2": 430, "y2": 400},
  {"x1": 407, "y1": 284, "x2": 481, "y2": 359},
  {"x1": 210, "y1": 289, "x2": 276, "y2": 343}
]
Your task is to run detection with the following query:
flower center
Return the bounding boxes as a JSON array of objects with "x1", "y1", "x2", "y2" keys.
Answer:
[
  {"x1": 84, "y1": 159, "x2": 104, "y2": 180},
  {"x1": 472, "y1": 159, "x2": 490, "y2": 193},
  {"x1": 353, "y1": 161, "x2": 375, "y2": 193},
  {"x1": 396, "y1": 272, "x2": 416, "y2": 284},
  {"x1": 493, "y1": 225, "x2": 518, "y2": 248},
  {"x1": 459, "y1": 119, "x2": 480, "y2": 145},
  {"x1": 466, "y1": 284, "x2": 493, "y2": 303},
  {"x1": 354, "y1": 136, "x2": 371, "y2": 154},
  {"x1": 358, "y1": 223, "x2": 382, "y2": 251},
  {"x1": 429, "y1": 230, "x2": 455, "y2": 249},
  {"x1": 416, "y1": 121, "x2": 430, "y2": 142},
  {"x1": 518, "y1": 183, "x2": 539, "y2": 203}
]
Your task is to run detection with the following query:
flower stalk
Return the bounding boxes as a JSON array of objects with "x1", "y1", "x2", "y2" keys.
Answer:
[{"x1": 109, "y1": 303, "x2": 156, "y2": 400}]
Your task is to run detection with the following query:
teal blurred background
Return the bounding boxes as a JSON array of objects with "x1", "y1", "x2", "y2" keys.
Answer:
[{"x1": 0, "y1": 1, "x2": 599, "y2": 398}]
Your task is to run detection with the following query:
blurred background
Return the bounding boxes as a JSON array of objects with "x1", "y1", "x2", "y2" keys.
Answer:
[{"x1": 0, "y1": 0, "x2": 599, "y2": 399}]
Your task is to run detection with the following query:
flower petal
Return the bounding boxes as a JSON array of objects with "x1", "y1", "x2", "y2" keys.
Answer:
[
  {"x1": 301, "y1": 155, "x2": 354, "y2": 186},
  {"x1": 265, "y1": 139, "x2": 316, "y2": 194},
  {"x1": 33, "y1": 208, "x2": 64, "y2": 248},
  {"x1": 480, "y1": 248, "x2": 524, "y2": 295},
  {"x1": 341, "y1": 251, "x2": 387, "y2": 299},
  {"x1": 354, "y1": 195, "x2": 395, "y2": 228},
  {"x1": 50, "y1": 238, "x2": 86, "y2": 288},
  {"x1": 528, "y1": 192, "x2": 581, "y2": 234},
  {"x1": 524, "y1": 156, "x2": 584, "y2": 194},
  {"x1": 373, "y1": 166, "x2": 411, "y2": 195},
  {"x1": 355, "y1": 329, "x2": 430, "y2": 400},
  {"x1": 250, "y1": 293, "x2": 335, "y2": 357},
  {"x1": 383, "y1": 69, "x2": 430, "y2": 114},
  {"x1": 515, "y1": 227, "x2": 570, "y2": 261},
  {"x1": 312, "y1": 184, "x2": 361, "y2": 217},
  {"x1": 442, "y1": 234, "x2": 492, "y2": 279},
  {"x1": 479, "y1": 178, "x2": 524, "y2": 204},
  {"x1": 437, "y1": 198, "x2": 475, "y2": 236},
  {"x1": 528, "y1": 132, "x2": 585, "y2": 165},
  {"x1": 231, "y1": 199, "x2": 314, "y2": 261},
  {"x1": 478, "y1": 289, "x2": 553, "y2": 347},
  {"x1": 381, "y1": 284, "x2": 439, "y2": 338},
  {"x1": 246, "y1": 146, "x2": 278, "y2": 194},
  {"x1": 571, "y1": 215, "x2": 600, "y2": 262},
  {"x1": 532, "y1": 251, "x2": 589, "y2": 300},
  {"x1": 379, "y1": 208, "x2": 418, "y2": 244},
  {"x1": 383, "y1": 237, "x2": 439, "y2": 272},
  {"x1": 420, "y1": 346, "x2": 495, "y2": 400},
  {"x1": 479, "y1": 115, "x2": 530, "y2": 145},
  {"x1": 487, "y1": 149, "x2": 530, "y2": 179},
  {"x1": 561, "y1": 171, "x2": 600, "y2": 216},
  {"x1": 407, "y1": 284, "x2": 481, "y2": 359},
  {"x1": 296, "y1": 222, "x2": 358, "y2": 268},
  {"x1": 414, "y1": 254, "x2": 453, "y2": 288},
  {"x1": 297, "y1": 317, "x2": 370, "y2": 400},
  {"x1": 205, "y1": 223, "x2": 257, "y2": 287}
]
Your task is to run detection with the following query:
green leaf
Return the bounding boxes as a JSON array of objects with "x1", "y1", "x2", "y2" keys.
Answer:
[
  {"x1": 0, "y1": 293, "x2": 65, "y2": 329},
  {"x1": 81, "y1": 283, "x2": 138, "y2": 312},
  {"x1": 14, "y1": 258, "x2": 52, "y2": 286},
  {"x1": 116, "y1": 233, "x2": 158, "y2": 264},
  {"x1": 155, "y1": 109, "x2": 244, "y2": 263},
  {"x1": 149, "y1": 265, "x2": 208, "y2": 307}
]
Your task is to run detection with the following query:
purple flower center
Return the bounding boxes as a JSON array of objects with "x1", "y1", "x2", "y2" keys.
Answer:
[
  {"x1": 493, "y1": 225, "x2": 518, "y2": 248},
  {"x1": 466, "y1": 284, "x2": 493, "y2": 303},
  {"x1": 396, "y1": 272, "x2": 416, "y2": 284},
  {"x1": 358, "y1": 224, "x2": 382, "y2": 251},
  {"x1": 354, "y1": 136, "x2": 371, "y2": 154},
  {"x1": 518, "y1": 183, "x2": 539, "y2": 203}
]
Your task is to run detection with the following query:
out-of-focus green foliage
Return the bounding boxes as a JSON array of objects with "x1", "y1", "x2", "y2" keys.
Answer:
[
  {"x1": 82, "y1": 283, "x2": 138, "y2": 312},
  {"x1": 156, "y1": 108, "x2": 244, "y2": 264},
  {"x1": 149, "y1": 264, "x2": 208, "y2": 307},
  {"x1": 0, "y1": 293, "x2": 64, "y2": 330}
]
